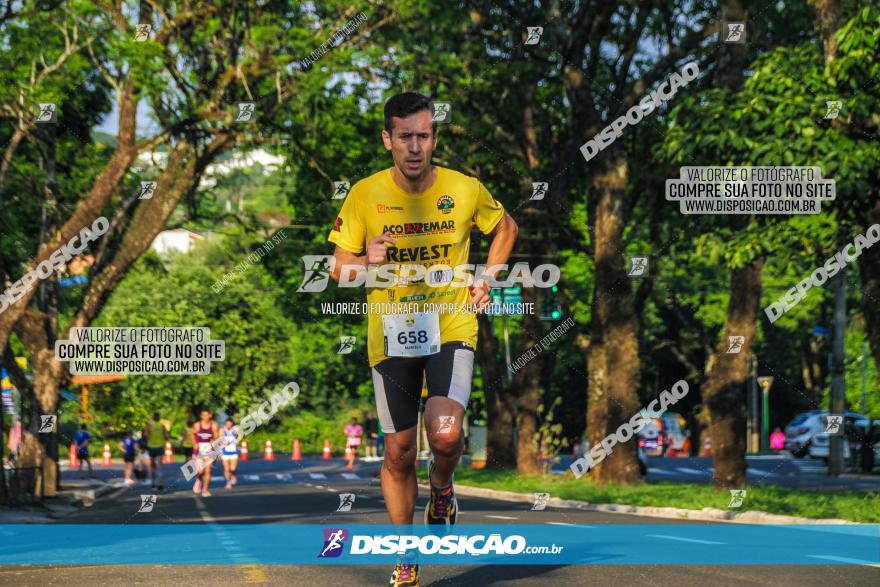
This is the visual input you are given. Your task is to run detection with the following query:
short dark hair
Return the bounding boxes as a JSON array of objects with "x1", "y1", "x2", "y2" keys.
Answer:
[
  {"x1": 80, "y1": 424, "x2": 87, "y2": 430},
  {"x1": 152, "y1": 412, "x2": 160, "y2": 421},
  {"x1": 384, "y1": 92, "x2": 436, "y2": 136}
]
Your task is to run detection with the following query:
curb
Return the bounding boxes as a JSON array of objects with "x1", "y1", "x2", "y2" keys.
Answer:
[{"x1": 422, "y1": 483, "x2": 859, "y2": 525}]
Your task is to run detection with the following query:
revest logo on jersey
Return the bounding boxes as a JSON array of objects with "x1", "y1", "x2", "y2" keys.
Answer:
[
  {"x1": 332, "y1": 217, "x2": 343, "y2": 232},
  {"x1": 437, "y1": 195, "x2": 454, "y2": 214}
]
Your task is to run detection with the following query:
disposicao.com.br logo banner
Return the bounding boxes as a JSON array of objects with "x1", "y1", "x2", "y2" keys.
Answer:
[{"x1": 2, "y1": 524, "x2": 876, "y2": 565}]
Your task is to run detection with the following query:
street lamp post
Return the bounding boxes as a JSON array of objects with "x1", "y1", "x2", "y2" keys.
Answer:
[{"x1": 757, "y1": 376, "x2": 774, "y2": 453}]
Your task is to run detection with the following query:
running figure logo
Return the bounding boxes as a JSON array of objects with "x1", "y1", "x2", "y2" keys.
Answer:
[
  {"x1": 530, "y1": 182, "x2": 548, "y2": 201},
  {"x1": 531, "y1": 492, "x2": 549, "y2": 511},
  {"x1": 297, "y1": 255, "x2": 334, "y2": 293},
  {"x1": 525, "y1": 27, "x2": 543, "y2": 45},
  {"x1": 338, "y1": 336, "x2": 356, "y2": 354},
  {"x1": 726, "y1": 336, "x2": 745, "y2": 354},
  {"x1": 824, "y1": 100, "x2": 842, "y2": 120},
  {"x1": 36, "y1": 103, "x2": 57, "y2": 123},
  {"x1": 38, "y1": 415, "x2": 56, "y2": 433},
  {"x1": 728, "y1": 489, "x2": 746, "y2": 508},
  {"x1": 437, "y1": 416, "x2": 455, "y2": 434},
  {"x1": 137, "y1": 181, "x2": 157, "y2": 200},
  {"x1": 336, "y1": 493, "x2": 355, "y2": 512},
  {"x1": 138, "y1": 495, "x2": 157, "y2": 513},
  {"x1": 723, "y1": 22, "x2": 745, "y2": 43},
  {"x1": 628, "y1": 257, "x2": 648, "y2": 278},
  {"x1": 134, "y1": 23, "x2": 151, "y2": 41},
  {"x1": 824, "y1": 415, "x2": 843, "y2": 435},
  {"x1": 432, "y1": 102, "x2": 451, "y2": 123},
  {"x1": 318, "y1": 528, "x2": 348, "y2": 558},
  {"x1": 236, "y1": 102, "x2": 255, "y2": 122},
  {"x1": 332, "y1": 181, "x2": 351, "y2": 200}
]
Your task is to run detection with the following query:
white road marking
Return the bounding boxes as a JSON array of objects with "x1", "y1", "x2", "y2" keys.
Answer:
[
  {"x1": 275, "y1": 473, "x2": 292, "y2": 481},
  {"x1": 807, "y1": 555, "x2": 880, "y2": 567},
  {"x1": 674, "y1": 467, "x2": 709, "y2": 476},
  {"x1": 647, "y1": 534, "x2": 724, "y2": 545},
  {"x1": 546, "y1": 522, "x2": 594, "y2": 527},
  {"x1": 310, "y1": 473, "x2": 327, "y2": 479},
  {"x1": 484, "y1": 515, "x2": 519, "y2": 520},
  {"x1": 245, "y1": 475, "x2": 260, "y2": 481},
  {"x1": 341, "y1": 473, "x2": 360, "y2": 479},
  {"x1": 746, "y1": 467, "x2": 776, "y2": 477}
]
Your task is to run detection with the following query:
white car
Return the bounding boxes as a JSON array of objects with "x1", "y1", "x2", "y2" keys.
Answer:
[{"x1": 785, "y1": 410, "x2": 868, "y2": 458}]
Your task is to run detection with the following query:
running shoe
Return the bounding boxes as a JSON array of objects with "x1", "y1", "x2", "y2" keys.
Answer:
[
  {"x1": 424, "y1": 456, "x2": 458, "y2": 529},
  {"x1": 231, "y1": 474, "x2": 237, "y2": 486},
  {"x1": 388, "y1": 556, "x2": 419, "y2": 586},
  {"x1": 225, "y1": 481, "x2": 232, "y2": 489},
  {"x1": 201, "y1": 490, "x2": 212, "y2": 497},
  {"x1": 193, "y1": 478, "x2": 202, "y2": 494}
]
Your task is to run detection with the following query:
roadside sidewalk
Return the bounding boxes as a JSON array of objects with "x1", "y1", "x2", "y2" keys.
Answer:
[
  {"x1": 427, "y1": 482, "x2": 861, "y2": 525},
  {"x1": 0, "y1": 477, "x2": 125, "y2": 523}
]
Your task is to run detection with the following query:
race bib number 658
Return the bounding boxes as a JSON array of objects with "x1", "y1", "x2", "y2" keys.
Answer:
[{"x1": 382, "y1": 312, "x2": 441, "y2": 357}]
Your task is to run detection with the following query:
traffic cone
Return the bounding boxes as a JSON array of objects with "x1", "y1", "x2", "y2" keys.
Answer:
[
  {"x1": 240, "y1": 441, "x2": 249, "y2": 461},
  {"x1": 102, "y1": 443, "x2": 112, "y2": 465},
  {"x1": 291, "y1": 439, "x2": 302, "y2": 461},
  {"x1": 163, "y1": 442, "x2": 173, "y2": 464},
  {"x1": 345, "y1": 445, "x2": 354, "y2": 470},
  {"x1": 322, "y1": 439, "x2": 331, "y2": 460},
  {"x1": 69, "y1": 443, "x2": 78, "y2": 466},
  {"x1": 264, "y1": 439, "x2": 274, "y2": 460}
]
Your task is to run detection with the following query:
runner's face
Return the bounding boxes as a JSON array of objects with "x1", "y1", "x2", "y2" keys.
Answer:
[
  {"x1": 382, "y1": 110, "x2": 436, "y2": 182},
  {"x1": 201, "y1": 411, "x2": 211, "y2": 423}
]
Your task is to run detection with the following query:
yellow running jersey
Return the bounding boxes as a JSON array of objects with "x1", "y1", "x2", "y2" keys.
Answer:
[{"x1": 327, "y1": 166, "x2": 505, "y2": 367}]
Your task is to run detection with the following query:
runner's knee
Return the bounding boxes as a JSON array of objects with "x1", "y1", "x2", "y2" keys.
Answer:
[
  {"x1": 428, "y1": 429, "x2": 462, "y2": 458},
  {"x1": 383, "y1": 443, "x2": 416, "y2": 474}
]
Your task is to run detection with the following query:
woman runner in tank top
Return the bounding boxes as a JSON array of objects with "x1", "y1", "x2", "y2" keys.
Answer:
[
  {"x1": 191, "y1": 409, "x2": 219, "y2": 497},
  {"x1": 220, "y1": 419, "x2": 240, "y2": 489}
]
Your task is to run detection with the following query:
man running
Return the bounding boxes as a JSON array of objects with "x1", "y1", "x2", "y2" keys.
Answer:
[
  {"x1": 119, "y1": 430, "x2": 137, "y2": 485},
  {"x1": 144, "y1": 413, "x2": 169, "y2": 491},
  {"x1": 74, "y1": 424, "x2": 94, "y2": 479},
  {"x1": 326, "y1": 92, "x2": 517, "y2": 587},
  {"x1": 364, "y1": 412, "x2": 379, "y2": 460},
  {"x1": 220, "y1": 418, "x2": 239, "y2": 489},
  {"x1": 191, "y1": 409, "x2": 219, "y2": 497}
]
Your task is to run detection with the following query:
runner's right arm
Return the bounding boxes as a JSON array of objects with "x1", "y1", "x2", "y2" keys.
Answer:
[{"x1": 330, "y1": 233, "x2": 395, "y2": 282}]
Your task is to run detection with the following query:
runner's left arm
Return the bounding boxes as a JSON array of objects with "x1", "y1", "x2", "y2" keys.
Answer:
[{"x1": 471, "y1": 211, "x2": 518, "y2": 305}]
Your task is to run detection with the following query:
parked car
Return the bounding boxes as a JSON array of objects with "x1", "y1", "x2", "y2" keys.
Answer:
[
  {"x1": 638, "y1": 418, "x2": 667, "y2": 457},
  {"x1": 637, "y1": 444, "x2": 647, "y2": 476},
  {"x1": 661, "y1": 412, "x2": 691, "y2": 456},
  {"x1": 808, "y1": 416, "x2": 878, "y2": 468},
  {"x1": 785, "y1": 410, "x2": 867, "y2": 458}
]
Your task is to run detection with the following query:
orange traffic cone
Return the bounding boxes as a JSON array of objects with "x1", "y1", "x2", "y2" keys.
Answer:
[
  {"x1": 291, "y1": 439, "x2": 302, "y2": 461},
  {"x1": 163, "y1": 442, "x2": 173, "y2": 464},
  {"x1": 102, "y1": 443, "x2": 112, "y2": 465},
  {"x1": 322, "y1": 439, "x2": 331, "y2": 460},
  {"x1": 345, "y1": 445, "x2": 354, "y2": 470},
  {"x1": 240, "y1": 441, "x2": 249, "y2": 460},
  {"x1": 69, "y1": 443, "x2": 79, "y2": 466},
  {"x1": 264, "y1": 439, "x2": 274, "y2": 460}
]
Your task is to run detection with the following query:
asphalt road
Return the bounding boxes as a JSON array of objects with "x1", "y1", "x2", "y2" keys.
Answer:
[{"x1": 0, "y1": 458, "x2": 876, "y2": 586}]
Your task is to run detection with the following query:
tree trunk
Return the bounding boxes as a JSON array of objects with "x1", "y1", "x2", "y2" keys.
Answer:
[
  {"x1": 860, "y1": 205, "x2": 880, "y2": 378},
  {"x1": 514, "y1": 281, "x2": 543, "y2": 476},
  {"x1": 476, "y1": 314, "x2": 516, "y2": 468},
  {"x1": 587, "y1": 155, "x2": 641, "y2": 484},
  {"x1": 702, "y1": 261, "x2": 763, "y2": 488}
]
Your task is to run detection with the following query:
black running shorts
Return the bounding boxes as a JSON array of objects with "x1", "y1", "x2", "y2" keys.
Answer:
[{"x1": 371, "y1": 341, "x2": 474, "y2": 433}]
